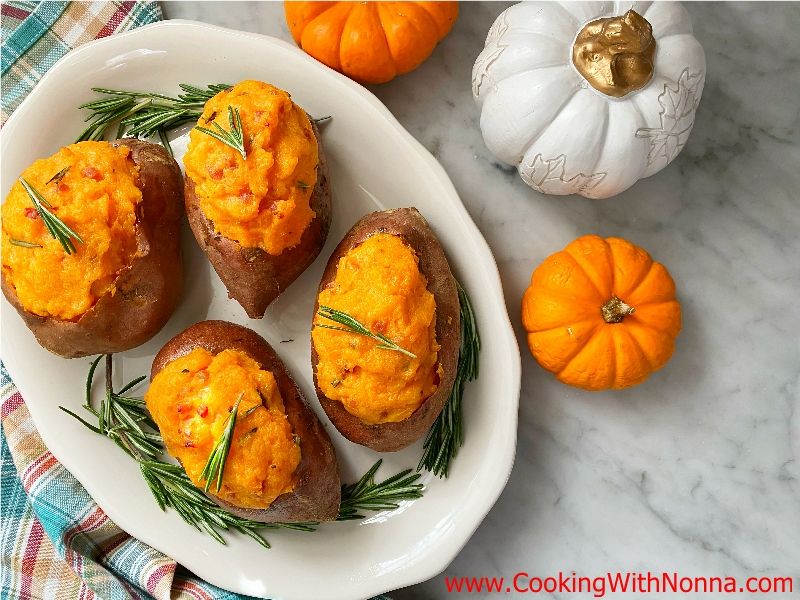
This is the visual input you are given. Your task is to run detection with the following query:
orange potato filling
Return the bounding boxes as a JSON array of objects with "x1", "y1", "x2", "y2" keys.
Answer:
[
  {"x1": 183, "y1": 80, "x2": 318, "y2": 255},
  {"x1": 145, "y1": 348, "x2": 301, "y2": 509},
  {"x1": 312, "y1": 233, "x2": 441, "y2": 424},
  {"x1": 1, "y1": 141, "x2": 141, "y2": 320}
]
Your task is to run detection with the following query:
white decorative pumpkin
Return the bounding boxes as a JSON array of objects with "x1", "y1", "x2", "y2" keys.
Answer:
[{"x1": 472, "y1": 1, "x2": 706, "y2": 199}]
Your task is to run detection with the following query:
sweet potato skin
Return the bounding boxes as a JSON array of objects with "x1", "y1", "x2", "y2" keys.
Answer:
[
  {"x1": 151, "y1": 320, "x2": 341, "y2": 523},
  {"x1": 1, "y1": 139, "x2": 183, "y2": 358},
  {"x1": 184, "y1": 122, "x2": 331, "y2": 319},
  {"x1": 311, "y1": 208, "x2": 460, "y2": 452}
]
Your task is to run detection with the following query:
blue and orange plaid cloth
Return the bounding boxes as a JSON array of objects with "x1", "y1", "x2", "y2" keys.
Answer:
[
  {"x1": 1, "y1": 1, "x2": 162, "y2": 124},
  {"x1": 1, "y1": 3, "x2": 252, "y2": 599}
]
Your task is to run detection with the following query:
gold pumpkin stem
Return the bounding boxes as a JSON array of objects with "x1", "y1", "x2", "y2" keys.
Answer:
[
  {"x1": 572, "y1": 9, "x2": 656, "y2": 98},
  {"x1": 601, "y1": 296, "x2": 635, "y2": 324}
]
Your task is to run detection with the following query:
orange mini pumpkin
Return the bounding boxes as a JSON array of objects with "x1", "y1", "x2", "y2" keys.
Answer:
[
  {"x1": 522, "y1": 235, "x2": 681, "y2": 391},
  {"x1": 285, "y1": 1, "x2": 458, "y2": 84}
]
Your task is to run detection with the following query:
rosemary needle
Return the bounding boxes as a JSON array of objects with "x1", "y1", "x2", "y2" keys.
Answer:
[
  {"x1": 9, "y1": 239, "x2": 42, "y2": 248},
  {"x1": 317, "y1": 306, "x2": 417, "y2": 358},
  {"x1": 46, "y1": 166, "x2": 70, "y2": 185},
  {"x1": 18, "y1": 177, "x2": 83, "y2": 255}
]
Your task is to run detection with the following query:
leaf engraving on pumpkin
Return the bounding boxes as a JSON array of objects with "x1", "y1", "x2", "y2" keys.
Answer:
[
  {"x1": 635, "y1": 68, "x2": 703, "y2": 166},
  {"x1": 519, "y1": 154, "x2": 606, "y2": 195},
  {"x1": 472, "y1": 13, "x2": 510, "y2": 98}
]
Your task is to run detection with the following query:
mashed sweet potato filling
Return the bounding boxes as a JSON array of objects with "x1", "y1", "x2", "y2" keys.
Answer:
[
  {"x1": 183, "y1": 80, "x2": 318, "y2": 255},
  {"x1": 312, "y1": 234, "x2": 441, "y2": 424},
  {"x1": 1, "y1": 141, "x2": 141, "y2": 320},
  {"x1": 145, "y1": 348, "x2": 300, "y2": 509}
]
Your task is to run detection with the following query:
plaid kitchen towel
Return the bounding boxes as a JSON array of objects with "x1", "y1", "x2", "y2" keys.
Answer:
[
  {"x1": 1, "y1": 0, "x2": 162, "y2": 124},
  {"x1": 0, "y1": 4, "x2": 268, "y2": 598}
]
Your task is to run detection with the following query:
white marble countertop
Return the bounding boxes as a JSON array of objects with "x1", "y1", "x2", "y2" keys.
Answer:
[{"x1": 165, "y1": 2, "x2": 799, "y2": 597}]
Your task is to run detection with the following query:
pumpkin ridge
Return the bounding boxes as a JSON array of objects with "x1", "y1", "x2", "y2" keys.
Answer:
[
  {"x1": 628, "y1": 300, "x2": 681, "y2": 334},
  {"x1": 518, "y1": 83, "x2": 582, "y2": 166},
  {"x1": 527, "y1": 318, "x2": 600, "y2": 337},
  {"x1": 374, "y1": 3, "x2": 402, "y2": 68},
  {"x1": 304, "y1": 2, "x2": 353, "y2": 71},
  {"x1": 606, "y1": 328, "x2": 617, "y2": 387},
  {"x1": 618, "y1": 326, "x2": 654, "y2": 372},
  {"x1": 413, "y1": 1, "x2": 457, "y2": 40},
  {"x1": 413, "y1": 2, "x2": 443, "y2": 41},
  {"x1": 551, "y1": 2, "x2": 582, "y2": 28},
  {"x1": 563, "y1": 241, "x2": 611, "y2": 302},
  {"x1": 627, "y1": 298, "x2": 677, "y2": 311},
  {"x1": 556, "y1": 327, "x2": 615, "y2": 385},
  {"x1": 629, "y1": 80, "x2": 666, "y2": 132},
  {"x1": 339, "y1": 3, "x2": 378, "y2": 77},
  {"x1": 303, "y1": 4, "x2": 338, "y2": 38},
  {"x1": 527, "y1": 321, "x2": 600, "y2": 374},
  {"x1": 530, "y1": 274, "x2": 605, "y2": 305},
  {"x1": 607, "y1": 238, "x2": 653, "y2": 299},
  {"x1": 586, "y1": 100, "x2": 611, "y2": 177},
  {"x1": 619, "y1": 258, "x2": 659, "y2": 302}
]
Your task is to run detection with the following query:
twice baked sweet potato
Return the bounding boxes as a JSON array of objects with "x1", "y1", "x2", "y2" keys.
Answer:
[
  {"x1": 183, "y1": 81, "x2": 332, "y2": 318},
  {"x1": 1, "y1": 139, "x2": 183, "y2": 358},
  {"x1": 147, "y1": 320, "x2": 341, "y2": 522},
  {"x1": 311, "y1": 208, "x2": 460, "y2": 451}
]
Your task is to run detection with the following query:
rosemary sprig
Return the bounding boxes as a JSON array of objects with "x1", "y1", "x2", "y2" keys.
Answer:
[
  {"x1": 317, "y1": 306, "x2": 417, "y2": 359},
  {"x1": 338, "y1": 459, "x2": 424, "y2": 520},
  {"x1": 60, "y1": 356, "x2": 425, "y2": 549},
  {"x1": 194, "y1": 105, "x2": 247, "y2": 159},
  {"x1": 76, "y1": 83, "x2": 230, "y2": 142},
  {"x1": 200, "y1": 393, "x2": 242, "y2": 493},
  {"x1": 18, "y1": 177, "x2": 83, "y2": 255},
  {"x1": 418, "y1": 282, "x2": 480, "y2": 477}
]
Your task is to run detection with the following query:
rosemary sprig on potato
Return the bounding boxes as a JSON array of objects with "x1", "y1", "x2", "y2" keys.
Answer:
[
  {"x1": 418, "y1": 283, "x2": 481, "y2": 477},
  {"x1": 18, "y1": 177, "x2": 83, "y2": 255},
  {"x1": 60, "y1": 355, "x2": 424, "y2": 549},
  {"x1": 194, "y1": 105, "x2": 247, "y2": 159},
  {"x1": 317, "y1": 305, "x2": 417, "y2": 358},
  {"x1": 199, "y1": 393, "x2": 242, "y2": 493}
]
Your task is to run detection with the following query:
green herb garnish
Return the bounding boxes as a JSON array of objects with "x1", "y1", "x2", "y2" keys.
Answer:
[
  {"x1": 194, "y1": 105, "x2": 246, "y2": 159},
  {"x1": 200, "y1": 393, "x2": 242, "y2": 493},
  {"x1": 9, "y1": 239, "x2": 42, "y2": 248},
  {"x1": 46, "y1": 166, "x2": 70, "y2": 185},
  {"x1": 317, "y1": 306, "x2": 417, "y2": 358},
  {"x1": 338, "y1": 459, "x2": 423, "y2": 520},
  {"x1": 418, "y1": 282, "x2": 480, "y2": 477},
  {"x1": 77, "y1": 83, "x2": 230, "y2": 143},
  {"x1": 60, "y1": 356, "x2": 425, "y2": 549},
  {"x1": 296, "y1": 180, "x2": 311, "y2": 189},
  {"x1": 19, "y1": 177, "x2": 83, "y2": 255}
]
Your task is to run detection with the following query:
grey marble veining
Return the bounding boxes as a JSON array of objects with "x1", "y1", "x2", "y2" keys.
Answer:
[{"x1": 164, "y1": 2, "x2": 800, "y2": 597}]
